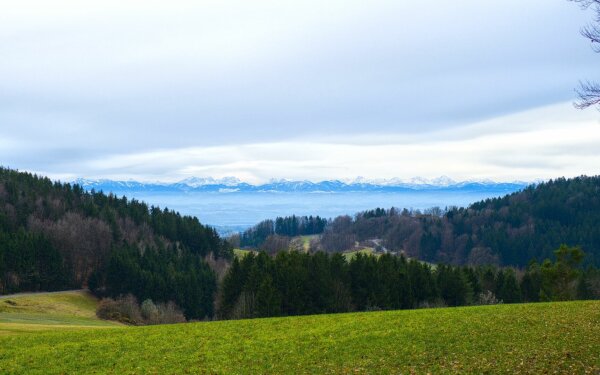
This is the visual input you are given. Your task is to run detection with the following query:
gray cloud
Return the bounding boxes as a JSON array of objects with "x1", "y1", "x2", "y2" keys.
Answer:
[
  {"x1": 0, "y1": 0, "x2": 599, "y2": 180},
  {"x1": 3, "y1": 103, "x2": 596, "y2": 184}
]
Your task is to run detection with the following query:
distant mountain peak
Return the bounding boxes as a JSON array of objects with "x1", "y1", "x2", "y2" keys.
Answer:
[
  {"x1": 69, "y1": 176, "x2": 531, "y2": 194},
  {"x1": 178, "y1": 176, "x2": 242, "y2": 187},
  {"x1": 407, "y1": 176, "x2": 429, "y2": 185},
  {"x1": 430, "y1": 175, "x2": 456, "y2": 186}
]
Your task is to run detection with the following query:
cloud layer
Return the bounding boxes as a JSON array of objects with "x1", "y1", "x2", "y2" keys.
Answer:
[
  {"x1": 0, "y1": 1, "x2": 599, "y2": 182},
  {"x1": 6, "y1": 103, "x2": 596, "y2": 183}
]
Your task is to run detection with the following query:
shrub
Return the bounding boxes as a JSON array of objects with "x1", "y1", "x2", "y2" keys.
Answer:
[
  {"x1": 96, "y1": 294, "x2": 143, "y2": 325},
  {"x1": 478, "y1": 290, "x2": 502, "y2": 305},
  {"x1": 417, "y1": 299, "x2": 447, "y2": 309},
  {"x1": 98, "y1": 296, "x2": 186, "y2": 325},
  {"x1": 155, "y1": 301, "x2": 186, "y2": 324},
  {"x1": 141, "y1": 299, "x2": 159, "y2": 322}
]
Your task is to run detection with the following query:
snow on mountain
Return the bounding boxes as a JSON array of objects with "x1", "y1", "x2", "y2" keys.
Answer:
[
  {"x1": 178, "y1": 176, "x2": 242, "y2": 187},
  {"x1": 70, "y1": 176, "x2": 532, "y2": 194},
  {"x1": 407, "y1": 176, "x2": 431, "y2": 185},
  {"x1": 74, "y1": 178, "x2": 153, "y2": 189},
  {"x1": 343, "y1": 176, "x2": 511, "y2": 188},
  {"x1": 430, "y1": 175, "x2": 456, "y2": 186}
]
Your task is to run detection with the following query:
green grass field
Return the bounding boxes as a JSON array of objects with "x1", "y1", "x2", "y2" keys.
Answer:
[
  {"x1": 235, "y1": 235, "x2": 319, "y2": 257},
  {"x1": 233, "y1": 248, "x2": 252, "y2": 258},
  {"x1": 299, "y1": 235, "x2": 318, "y2": 252},
  {"x1": 343, "y1": 247, "x2": 378, "y2": 261},
  {"x1": 0, "y1": 290, "x2": 120, "y2": 335},
  {"x1": 0, "y1": 299, "x2": 598, "y2": 374}
]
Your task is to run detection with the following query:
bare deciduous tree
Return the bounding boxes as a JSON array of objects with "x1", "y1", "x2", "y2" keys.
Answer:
[
  {"x1": 572, "y1": 0, "x2": 600, "y2": 108},
  {"x1": 260, "y1": 234, "x2": 291, "y2": 254},
  {"x1": 28, "y1": 213, "x2": 112, "y2": 285}
]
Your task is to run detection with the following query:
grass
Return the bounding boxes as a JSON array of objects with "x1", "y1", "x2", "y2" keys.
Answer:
[
  {"x1": 235, "y1": 235, "x2": 318, "y2": 257},
  {"x1": 0, "y1": 290, "x2": 120, "y2": 334},
  {"x1": 0, "y1": 300, "x2": 598, "y2": 374},
  {"x1": 342, "y1": 247, "x2": 379, "y2": 261},
  {"x1": 233, "y1": 248, "x2": 258, "y2": 258},
  {"x1": 299, "y1": 235, "x2": 319, "y2": 252},
  {"x1": 233, "y1": 248, "x2": 250, "y2": 258}
]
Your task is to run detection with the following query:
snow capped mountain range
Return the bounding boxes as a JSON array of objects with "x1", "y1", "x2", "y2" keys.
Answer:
[
  {"x1": 177, "y1": 176, "x2": 243, "y2": 187},
  {"x1": 72, "y1": 176, "x2": 532, "y2": 194}
]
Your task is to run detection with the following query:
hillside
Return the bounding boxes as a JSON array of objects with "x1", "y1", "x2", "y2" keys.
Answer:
[
  {"x1": 310, "y1": 176, "x2": 600, "y2": 267},
  {"x1": 0, "y1": 290, "x2": 120, "y2": 334},
  {"x1": 0, "y1": 301, "x2": 597, "y2": 373},
  {"x1": 0, "y1": 167, "x2": 231, "y2": 319}
]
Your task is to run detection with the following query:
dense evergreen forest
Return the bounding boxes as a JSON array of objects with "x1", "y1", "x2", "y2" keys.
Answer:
[
  {"x1": 218, "y1": 245, "x2": 599, "y2": 319},
  {"x1": 307, "y1": 177, "x2": 600, "y2": 267},
  {"x1": 0, "y1": 168, "x2": 231, "y2": 319}
]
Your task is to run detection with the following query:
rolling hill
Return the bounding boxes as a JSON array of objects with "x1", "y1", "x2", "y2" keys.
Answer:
[
  {"x1": 0, "y1": 167, "x2": 230, "y2": 319},
  {"x1": 0, "y1": 290, "x2": 120, "y2": 334},
  {"x1": 0, "y1": 298, "x2": 597, "y2": 374},
  {"x1": 313, "y1": 176, "x2": 600, "y2": 267}
]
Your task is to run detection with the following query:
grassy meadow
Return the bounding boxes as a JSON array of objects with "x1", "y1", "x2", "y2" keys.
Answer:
[
  {"x1": 342, "y1": 247, "x2": 377, "y2": 261},
  {"x1": 233, "y1": 248, "x2": 254, "y2": 258},
  {"x1": 299, "y1": 235, "x2": 318, "y2": 252},
  {"x1": 0, "y1": 296, "x2": 598, "y2": 374},
  {"x1": 0, "y1": 290, "x2": 120, "y2": 335}
]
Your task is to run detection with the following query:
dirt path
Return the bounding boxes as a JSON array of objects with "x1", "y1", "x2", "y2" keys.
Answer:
[{"x1": 371, "y1": 239, "x2": 389, "y2": 253}]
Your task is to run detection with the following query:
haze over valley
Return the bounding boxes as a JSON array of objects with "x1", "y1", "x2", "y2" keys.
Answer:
[{"x1": 74, "y1": 176, "x2": 529, "y2": 231}]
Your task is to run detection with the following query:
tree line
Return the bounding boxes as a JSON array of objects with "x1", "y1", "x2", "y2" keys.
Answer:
[{"x1": 217, "y1": 245, "x2": 599, "y2": 320}]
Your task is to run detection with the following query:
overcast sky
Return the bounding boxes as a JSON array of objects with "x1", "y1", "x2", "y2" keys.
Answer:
[{"x1": 1, "y1": 0, "x2": 599, "y2": 183}]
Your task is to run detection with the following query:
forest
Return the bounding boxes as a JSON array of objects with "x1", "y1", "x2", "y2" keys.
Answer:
[
  {"x1": 218, "y1": 245, "x2": 599, "y2": 320},
  {"x1": 1, "y1": 168, "x2": 600, "y2": 321},
  {"x1": 0, "y1": 167, "x2": 230, "y2": 319},
  {"x1": 239, "y1": 177, "x2": 600, "y2": 268}
]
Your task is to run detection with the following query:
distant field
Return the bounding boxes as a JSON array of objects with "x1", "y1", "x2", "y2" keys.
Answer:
[
  {"x1": 0, "y1": 290, "x2": 120, "y2": 335},
  {"x1": 235, "y1": 235, "x2": 318, "y2": 256},
  {"x1": 233, "y1": 248, "x2": 256, "y2": 258},
  {"x1": 343, "y1": 247, "x2": 378, "y2": 261},
  {"x1": 0, "y1": 300, "x2": 598, "y2": 374},
  {"x1": 299, "y1": 235, "x2": 318, "y2": 252}
]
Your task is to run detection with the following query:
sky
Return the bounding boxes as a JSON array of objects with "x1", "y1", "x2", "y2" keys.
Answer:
[{"x1": 1, "y1": 0, "x2": 599, "y2": 184}]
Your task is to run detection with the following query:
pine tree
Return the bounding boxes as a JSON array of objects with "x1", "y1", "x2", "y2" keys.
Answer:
[{"x1": 256, "y1": 275, "x2": 281, "y2": 317}]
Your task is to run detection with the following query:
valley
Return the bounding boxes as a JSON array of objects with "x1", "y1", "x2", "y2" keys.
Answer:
[
  {"x1": 77, "y1": 178, "x2": 527, "y2": 230},
  {"x1": 3, "y1": 1, "x2": 600, "y2": 372}
]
